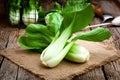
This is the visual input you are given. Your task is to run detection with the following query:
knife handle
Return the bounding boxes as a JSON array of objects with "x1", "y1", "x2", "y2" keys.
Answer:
[{"x1": 92, "y1": 4, "x2": 103, "y2": 17}]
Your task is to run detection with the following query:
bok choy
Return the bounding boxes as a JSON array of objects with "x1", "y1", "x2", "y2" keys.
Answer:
[
  {"x1": 18, "y1": 0, "x2": 112, "y2": 68},
  {"x1": 22, "y1": 0, "x2": 39, "y2": 25},
  {"x1": 8, "y1": 0, "x2": 21, "y2": 25}
]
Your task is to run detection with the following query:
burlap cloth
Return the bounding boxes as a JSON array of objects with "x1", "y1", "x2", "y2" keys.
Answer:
[{"x1": 0, "y1": 40, "x2": 119, "y2": 80}]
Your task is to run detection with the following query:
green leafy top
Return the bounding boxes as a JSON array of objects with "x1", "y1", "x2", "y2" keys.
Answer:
[
  {"x1": 45, "y1": 12, "x2": 63, "y2": 34},
  {"x1": 61, "y1": 0, "x2": 94, "y2": 33},
  {"x1": 62, "y1": 0, "x2": 89, "y2": 14},
  {"x1": 73, "y1": 27, "x2": 111, "y2": 42},
  {"x1": 8, "y1": 0, "x2": 21, "y2": 12},
  {"x1": 23, "y1": 0, "x2": 39, "y2": 13}
]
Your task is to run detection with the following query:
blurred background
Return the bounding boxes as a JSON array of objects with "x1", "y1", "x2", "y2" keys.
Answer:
[{"x1": 0, "y1": 0, "x2": 120, "y2": 27}]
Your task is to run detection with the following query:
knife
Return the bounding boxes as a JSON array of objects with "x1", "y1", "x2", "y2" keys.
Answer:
[{"x1": 92, "y1": 4, "x2": 114, "y2": 23}]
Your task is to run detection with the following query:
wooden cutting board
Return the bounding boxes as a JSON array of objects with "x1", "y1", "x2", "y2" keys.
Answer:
[{"x1": 0, "y1": 40, "x2": 119, "y2": 80}]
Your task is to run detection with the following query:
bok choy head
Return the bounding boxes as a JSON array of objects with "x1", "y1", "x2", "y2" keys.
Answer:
[
  {"x1": 61, "y1": 0, "x2": 94, "y2": 33},
  {"x1": 22, "y1": 0, "x2": 39, "y2": 25},
  {"x1": 8, "y1": 0, "x2": 21, "y2": 25}
]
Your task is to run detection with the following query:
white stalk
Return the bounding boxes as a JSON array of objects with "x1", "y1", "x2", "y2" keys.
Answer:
[
  {"x1": 40, "y1": 24, "x2": 73, "y2": 67},
  {"x1": 41, "y1": 41, "x2": 74, "y2": 67},
  {"x1": 41, "y1": 26, "x2": 72, "y2": 61},
  {"x1": 65, "y1": 43, "x2": 90, "y2": 63}
]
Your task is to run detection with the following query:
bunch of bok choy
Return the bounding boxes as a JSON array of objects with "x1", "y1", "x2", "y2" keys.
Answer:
[
  {"x1": 18, "y1": 0, "x2": 112, "y2": 68},
  {"x1": 22, "y1": 0, "x2": 39, "y2": 25},
  {"x1": 8, "y1": 0, "x2": 21, "y2": 25},
  {"x1": 40, "y1": 0, "x2": 111, "y2": 67}
]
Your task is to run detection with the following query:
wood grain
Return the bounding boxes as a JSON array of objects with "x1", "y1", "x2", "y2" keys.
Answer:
[
  {"x1": 0, "y1": 56, "x2": 3, "y2": 65},
  {"x1": 0, "y1": 59, "x2": 18, "y2": 80},
  {"x1": 0, "y1": 28, "x2": 10, "y2": 49},
  {"x1": 103, "y1": 60, "x2": 120, "y2": 80},
  {"x1": 101, "y1": 0, "x2": 120, "y2": 16},
  {"x1": 73, "y1": 67, "x2": 105, "y2": 80},
  {"x1": 6, "y1": 28, "x2": 19, "y2": 48}
]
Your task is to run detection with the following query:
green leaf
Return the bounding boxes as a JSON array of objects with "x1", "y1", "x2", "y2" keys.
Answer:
[
  {"x1": 26, "y1": 24, "x2": 47, "y2": 33},
  {"x1": 73, "y1": 27, "x2": 112, "y2": 42},
  {"x1": 38, "y1": 6, "x2": 46, "y2": 22},
  {"x1": 18, "y1": 24, "x2": 55, "y2": 50},
  {"x1": 26, "y1": 32, "x2": 52, "y2": 42},
  {"x1": 62, "y1": 0, "x2": 88, "y2": 14},
  {"x1": 26, "y1": 24, "x2": 54, "y2": 37},
  {"x1": 54, "y1": 2, "x2": 62, "y2": 11},
  {"x1": 61, "y1": 1, "x2": 94, "y2": 33},
  {"x1": 29, "y1": 0, "x2": 37, "y2": 9},
  {"x1": 8, "y1": 0, "x2": 21, "y2": 12},
  {"x1": 45, "y1": 12, "x2": 63, "y2": 34},
  {"x1": 22, "y1": 0, "x2": 39, "y2": 14},
  {"x1": 18, "y1": 36, "x2": 48, "y2": 49}
]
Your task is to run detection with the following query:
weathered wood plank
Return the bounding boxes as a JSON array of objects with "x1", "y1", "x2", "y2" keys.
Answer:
[
  {"x1": 101, "y1": 0, "x2": 120, "y2": 16},
  {"x1": 0, "y1": 28, "x2": 10, "y2": 49},
  {"x1": 0, "y1": 56, "x2": 3, "y2": 65},
  {"x1": 0, "y1": 27, "x2": 11, "y2": 71},
  {"x1": 0, "y1": 58, "x2": 18, "y2": 80},
  {"x1": 103, "y1": 60, "x2": 120, "y2": 80},
  {"x1": 17, "y1": 67, "x2": 43, "y2": 80},
  {"x1": 6, "y1": 28, "x2": 19, "y2": 48},
  {"x1": 0, "y1": 27, "x2": 19, "y2": 80},
  {"x1": 73, "y1": 67, "x2": 105, "y2": 80},
  {"x1": 109, "y1": 28, "x2": 120, "y2": 50}
]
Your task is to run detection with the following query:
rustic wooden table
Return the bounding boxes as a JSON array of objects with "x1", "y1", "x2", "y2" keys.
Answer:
[{"x1": 0, "y1": 0, "x2": 120, "y2": 80}]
